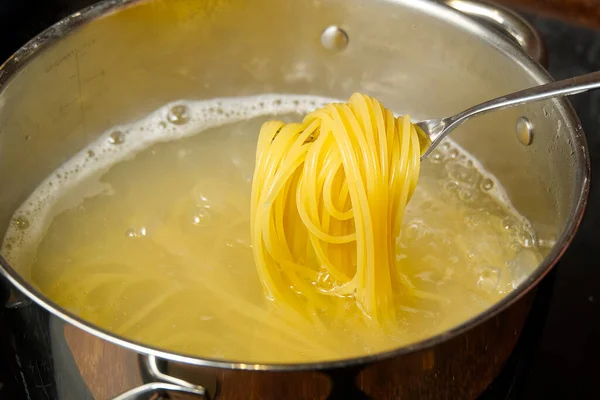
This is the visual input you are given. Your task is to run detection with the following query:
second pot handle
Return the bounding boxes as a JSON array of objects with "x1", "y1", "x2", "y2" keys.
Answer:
[
  {"x1": 442, "y1": 0, "x2": 546, "y2": 66},
  {"x1": 113, "y1": 355, "x2": 210, "y2": 400},
  {"x1": 4, "y1": 285, "x2": 32, "y2": 309},
  {"x1": 113, "y1": 382, "x2": 207, "y2": 400}
]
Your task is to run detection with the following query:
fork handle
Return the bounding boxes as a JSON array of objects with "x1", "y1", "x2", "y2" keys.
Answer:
[
  {"x1": 428, "y1": 70, "x2": 600, "y2": 151},
  {"x1": 456, "y1": 70, "x2": 600, "y2": 119}
]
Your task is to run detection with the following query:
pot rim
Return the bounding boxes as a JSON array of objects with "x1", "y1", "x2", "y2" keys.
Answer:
[{"x1": 0, "y1": 0, "x2": 591, "y2": 372}]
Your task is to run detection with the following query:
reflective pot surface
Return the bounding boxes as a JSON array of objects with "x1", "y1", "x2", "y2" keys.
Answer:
[
  {"x1": 0, "y1": 287, "x2": 535, "y2": 399},
  {"x1": 0, "y1": 0, "x2": 589, "y2": 399}
]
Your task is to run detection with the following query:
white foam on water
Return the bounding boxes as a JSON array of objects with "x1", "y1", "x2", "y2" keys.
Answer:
[
  {"x1": 1, "y1": 93, "x2": 526, "y2": 269},
  {"x1": 1, "y1": 95, "x2": 337, "y2": 267}
]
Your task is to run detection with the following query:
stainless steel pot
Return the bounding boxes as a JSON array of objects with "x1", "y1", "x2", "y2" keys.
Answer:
[{"x1": 0, "y1": 0, "x2": 589, "y2": 399}]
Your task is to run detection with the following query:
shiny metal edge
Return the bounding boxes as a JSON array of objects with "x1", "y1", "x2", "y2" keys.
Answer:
[
  {"x1": 0, "y1": 0, "x2": 131, "y2": 86},
  {"x1": 0, "y1": 0, "x2": 591, "y2": 371},
  {"x1": 442, "y1": 0, "x2": 547, "y2": 65}
]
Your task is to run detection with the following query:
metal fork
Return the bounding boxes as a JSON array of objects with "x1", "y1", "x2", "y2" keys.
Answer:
[{"x1": 416, "y1": 71, "x2": 600, "y2": 159}]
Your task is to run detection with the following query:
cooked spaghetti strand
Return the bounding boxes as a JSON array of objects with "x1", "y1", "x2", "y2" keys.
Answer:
[{"x1": 251, "y1": 93, "x2": 421, "y2": 324}]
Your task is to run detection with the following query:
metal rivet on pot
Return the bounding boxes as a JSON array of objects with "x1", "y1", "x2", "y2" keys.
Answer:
[
  {"x1": 321, "y1": 26, "x2": 349, "y2": 52},
  {"x1": 516, "y1": 117, "x2": 533, "y2": 146}
]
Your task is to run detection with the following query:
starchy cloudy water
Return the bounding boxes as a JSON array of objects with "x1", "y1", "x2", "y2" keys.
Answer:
[{"x1": 0, "y1": 94, "x2": 543, "y2": 362}]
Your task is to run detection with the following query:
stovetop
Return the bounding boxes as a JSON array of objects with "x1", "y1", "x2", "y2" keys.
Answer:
[{"x1": 0, "y1": 2, "x2": 599, "y2": 399}]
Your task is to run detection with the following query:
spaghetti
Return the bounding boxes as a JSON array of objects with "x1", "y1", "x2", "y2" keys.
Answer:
[{"x1": 251, "y1": 93, "x2": 423, "y2": 324}]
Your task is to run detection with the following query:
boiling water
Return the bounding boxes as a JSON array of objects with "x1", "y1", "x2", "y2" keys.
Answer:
[{"x1": 1, "y1": 95, "x2": 542, "y2": 363}]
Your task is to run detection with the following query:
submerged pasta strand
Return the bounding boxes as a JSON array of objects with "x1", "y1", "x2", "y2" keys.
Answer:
[{"x1": 251, "y1": 93, "x2": 421, "y2": 324}]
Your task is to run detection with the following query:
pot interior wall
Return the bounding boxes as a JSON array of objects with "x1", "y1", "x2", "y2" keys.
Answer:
[{"x1": 0, "y1": 0, "x2": 581, "y2": 280}]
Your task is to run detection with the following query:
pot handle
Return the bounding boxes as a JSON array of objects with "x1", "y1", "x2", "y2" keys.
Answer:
[
  {"x1": 113, "y1": 355, "x2": 209, "y2": 400},
  {"x1": 2, "y1": 275, "x2": 32, "y2": 309},
  {"x1": 442, "y1": 0, "x2": 547, "y2": 66},
  {"x1": 113, "y1": 382, "x2": 206, "y2": 400}
]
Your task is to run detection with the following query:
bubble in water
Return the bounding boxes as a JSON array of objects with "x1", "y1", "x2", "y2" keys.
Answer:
[
  {"x1": 508, "y1": 249, "x2": 540, "y2": 288},
  {"x1": 543, "y1": 107, "x2": 549, "y2": 117},
  {"x1": 159, "y1": 121, "x2": 167, "y2": 129},
  {"x1": 516, "y1": 228, "x2": 536, "y2": 248},
  {"x1": 404, "y1": 219, "x2": 428, "y2": 241},
  {"x1": 463, "y1": 212, "x2": 482, "y2": 228},
  {"x1": 449, "y1": 149, "x2": 459, "y2": 159},
  {"x1": 396, "y1": 252, "x2": 408, "y2": 262},
  {"x1": 446, "y1": 161, "x2": 479, "y2": 186},
  {"x1": 222, "y1": 222, "x2": 252, "y2": 249},
  {"x1": 480, "y1": 178, "x2": 494, "y2": 191},
  {"x1": 13, "y1": 216, "x2": 30, "y2": 230},
  {"x1": 87, "y1": 150, "x2": 95, "y2": 157},
  {"x1": 458, "y1": 188, "x2": 476, "y2": 203},
  {"x1": 429, "y1": 150, "x2": 444, "y2": 164},
  {"x1": 191, "y1": 206, "x2": 215, "y2": 226},
  {"x1": 537, "y1": 238, "x2": 556, "y2": 248},
  {"x1": 108, "y1": 131, "x2": 125, "y2": 144},
  {"x1": 125, "y1": 227, "x2": 148, "y2": 238},
  {"x1": 224, "y1": 236, "x2": 252, "y2": 250},
  {"x1": 167, "y1": 105, "x2": 190, "y2": 125},
  {"x1": 477, "y1": 267, "x2": 501, "y2": 293},
  {"x1": 502, "y1": 217, "x2": 517, "y2": 232},
  {"x1": 441, "y1": 180, "x2": 459, "y2": 194}
]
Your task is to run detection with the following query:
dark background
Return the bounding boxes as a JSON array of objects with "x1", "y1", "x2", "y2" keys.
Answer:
[{"x1": 0, "y1": 1, "x2": 599, "y2": 399}]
